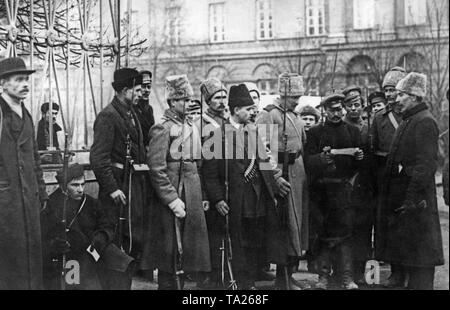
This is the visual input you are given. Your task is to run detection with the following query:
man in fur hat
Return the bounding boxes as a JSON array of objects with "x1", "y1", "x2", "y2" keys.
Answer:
[
  {"x1": 196, "y1": 77, "x2": 228, "y2": 289},
  {"x1": 305, "y1": 93, "x2": 364, "y2": 290},
  {"x1": 256, "y1": 72, "x2": 309, "y2": 290},
  {"x1": 203, "y1": 84, "x2": 290, "y2": 289},
  {"x1": 90, "y1": 68, "x2": 150, "y2": 289},
  {"x1": 147, "y1": 75, "x2": 211, "y2": 290},
  {"x1": 377, "y1": 73, "x2": 444, "y2": 290},
  {"x1": 0, "y1": 57, "x2": 48, "y2": 289},
  {"x1": 371, "y1": 67, "x2": 407, "y2": 288}
]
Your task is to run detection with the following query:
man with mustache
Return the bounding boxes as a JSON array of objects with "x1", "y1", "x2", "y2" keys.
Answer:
[
  {"x1": 0, "y1": 57, "x2": 48, "y2": 289},
  {"x1": 196, "y1": 77, "x2": 228, "y2": 289},
  {"x1": 305, "y1": 93, "x2": 364, "y2": 290},
  {"x1": 377, "y1": 72, "x2": 444, "y2": 290},
  {"x1": 256, "y1": 72, "x2": 309, "y2": 290},
  {"x1": 90, "y1": 68, "x2": 149, "y2": 289},
  {"x1": 202, "y1": 84, "x2": 290, "y2": 289},
  {"x1": 371, "y1": 67, "x2": 408, "y2": 288}
]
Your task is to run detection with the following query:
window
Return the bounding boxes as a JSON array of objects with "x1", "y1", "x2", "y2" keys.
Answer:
[
  {"x1": 165, "y1": 1, "x2": 181, "y2": 45},
  {"x1": 306, "y1": 0, "x2": 325, "y2": 36},
  {"x1": 353, "y1": 0, "x2": 375, "y2": 29},
  {"x1": 404, "y1": 0, "x2": 427, "y2": 25},
  {"x1": 209, "y1": 2, "x2": 225, "y2": 43},
  {"x1": 256, "y1": 0, "x2": 273, "y2": 39}
]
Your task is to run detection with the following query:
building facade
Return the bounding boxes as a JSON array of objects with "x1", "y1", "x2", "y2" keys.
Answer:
[{"x1": 131, "y1": 0, "x2": 448, "y2": 120}]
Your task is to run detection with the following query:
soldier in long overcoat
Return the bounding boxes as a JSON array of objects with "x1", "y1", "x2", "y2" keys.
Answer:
[
  {"x1": 256, "y1": 73, "x2": 309, "y2": 289},
  {"x1": 203, "y1": 84, "x2": 290, "y2": 290},
  {"x1": 377, "y1": 73, "x2": 444, "y2": 290},
  {"x1": 371, "y1": 67, "x2": 409, "y2": 287},
  {"x1": 0, "y1": 57, "x2": 48, "y2": 290},
  {"x1": 195, "y1": 78, "x2": 229, "y2": 288},
  {"x1": 147, "y1": 75, "x2": 211, "y2": 290},
  {"x1": 90, "y1": 68, "x2": 149, "y2": 289}
]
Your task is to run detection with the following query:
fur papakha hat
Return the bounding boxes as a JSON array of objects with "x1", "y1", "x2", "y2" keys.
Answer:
[
  {"x1": 396, "y1": 72, "x2": 427, "y2": 98},
  {"x1": 278, "y1": 72, "x2": 305, "y2": 97},
  {"x1": 165, "y1": 74, "x2": 194, "y2": 101},
  {"x1": 383, "y1": 66, "x2": 407, "y2": 89},
  {"x1": 228, "y1": 84, "x2": 254, "y2": 112},
  {"x1": 200, "y1": 78, "x2": 227, "y2": 103}
]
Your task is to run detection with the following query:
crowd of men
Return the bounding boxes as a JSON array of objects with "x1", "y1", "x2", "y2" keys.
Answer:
[{"x1": 0, "y1": 56, "x2": 446, "y2": 290}]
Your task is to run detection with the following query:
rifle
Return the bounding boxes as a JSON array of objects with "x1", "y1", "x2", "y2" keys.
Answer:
[
  {"x1": 118, "y1": 134, "x2": 133, "y2": 253},
  {"x1": 174, "y1": 102, "x2": 187, "y2": 290},
  {"x1": 60, "y1": 133, "x2": 70, "y2": 290},
  {"x1": 220, "y1": 119, "x2": 237, "y2": 290},
  {"x1": 365, "y1": 87, "x2": 374, "y2": 155},
  {"x1": 280, "y1": 78, "x2": 291, "y2": 290}
]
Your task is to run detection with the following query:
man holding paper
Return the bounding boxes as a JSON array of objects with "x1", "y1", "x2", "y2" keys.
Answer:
[{"x1": 305, "y1": 93, "x2": 363, "y2": 290}]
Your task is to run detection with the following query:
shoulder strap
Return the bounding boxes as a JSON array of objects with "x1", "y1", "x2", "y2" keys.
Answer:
[{"x1": 388, "y1": 112, "x2": 399, "y2": 130}]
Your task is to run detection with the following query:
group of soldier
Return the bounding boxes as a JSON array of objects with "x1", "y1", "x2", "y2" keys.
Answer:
[{"x1": 0, "y1": 56, "x2": 446, "y2": 290}]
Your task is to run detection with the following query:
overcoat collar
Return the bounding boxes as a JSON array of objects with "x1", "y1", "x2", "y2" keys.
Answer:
[
  {"x1": 0, "y1": 95, "x2": 33, "y2": 146},
  {"x1": 401, "y1": 102, "x2": 428, "y2": 120}
]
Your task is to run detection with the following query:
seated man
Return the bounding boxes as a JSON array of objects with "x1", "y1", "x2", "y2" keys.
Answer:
[{"x1": 41, "y1": 163, "x2": 116, "y2": 290}]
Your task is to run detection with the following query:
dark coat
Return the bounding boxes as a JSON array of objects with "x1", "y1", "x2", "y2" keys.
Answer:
[
  {"x1": 41, "y1": 189, "x2": 115, "y2": 290},
  {"x1": 90, "y1": 97, "x2": 149, "y2": 261},
  {"x1": 135, "y1": 99, "x2": 155, "y2": 148},
  {"x1": 202, "y1": 122, "x2": 290, "y2": 266},
  {"x1": 0, "y1": 96, "x2": 48, "y2": 290},
  {"x1": 146, "y1": 109, "x2": 210, "y2": 274},
  {"x1": 305, "y1": 120, "x2": 362, "y2": 245},
  {"x1": 36, "y1": 118, "x2": 62, "y2": 150},
  {"x1": 376, "y1": 103, "x2": 444, "y2": 267}
]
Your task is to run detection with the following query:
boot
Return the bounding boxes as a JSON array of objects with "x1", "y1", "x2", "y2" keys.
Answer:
[
  {"x1": 274, "y1": 265, "x2": 292, "y2": 290},
  {"x1": 384, "y1": 264, "x2": 406, "y2": 288}
]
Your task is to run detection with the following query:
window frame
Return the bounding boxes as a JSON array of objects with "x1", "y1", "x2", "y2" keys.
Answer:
[
  {"x1": 306, "y1": 0, "x2": 326, "y2": 37},
  {"x1": 209, "y1": 2, "x2": 226, "y2": 43},
  {"x1": 255, "y1": 0, "x2": 274, "y2": 40}
]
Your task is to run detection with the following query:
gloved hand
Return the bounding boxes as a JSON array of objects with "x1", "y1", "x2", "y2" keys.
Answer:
[
  {"x1": 169, "y1": 198, "x2": 186, "y2": 219},
  {"x1": 394, "y1": 200, "x2": 427, "y2": 216},
  {"x1": 215, "y1": 200, "x2": 230, "y2": 217},
  {"x1": 50, "y1": 237, "x2": 71, "y2": 255}
]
